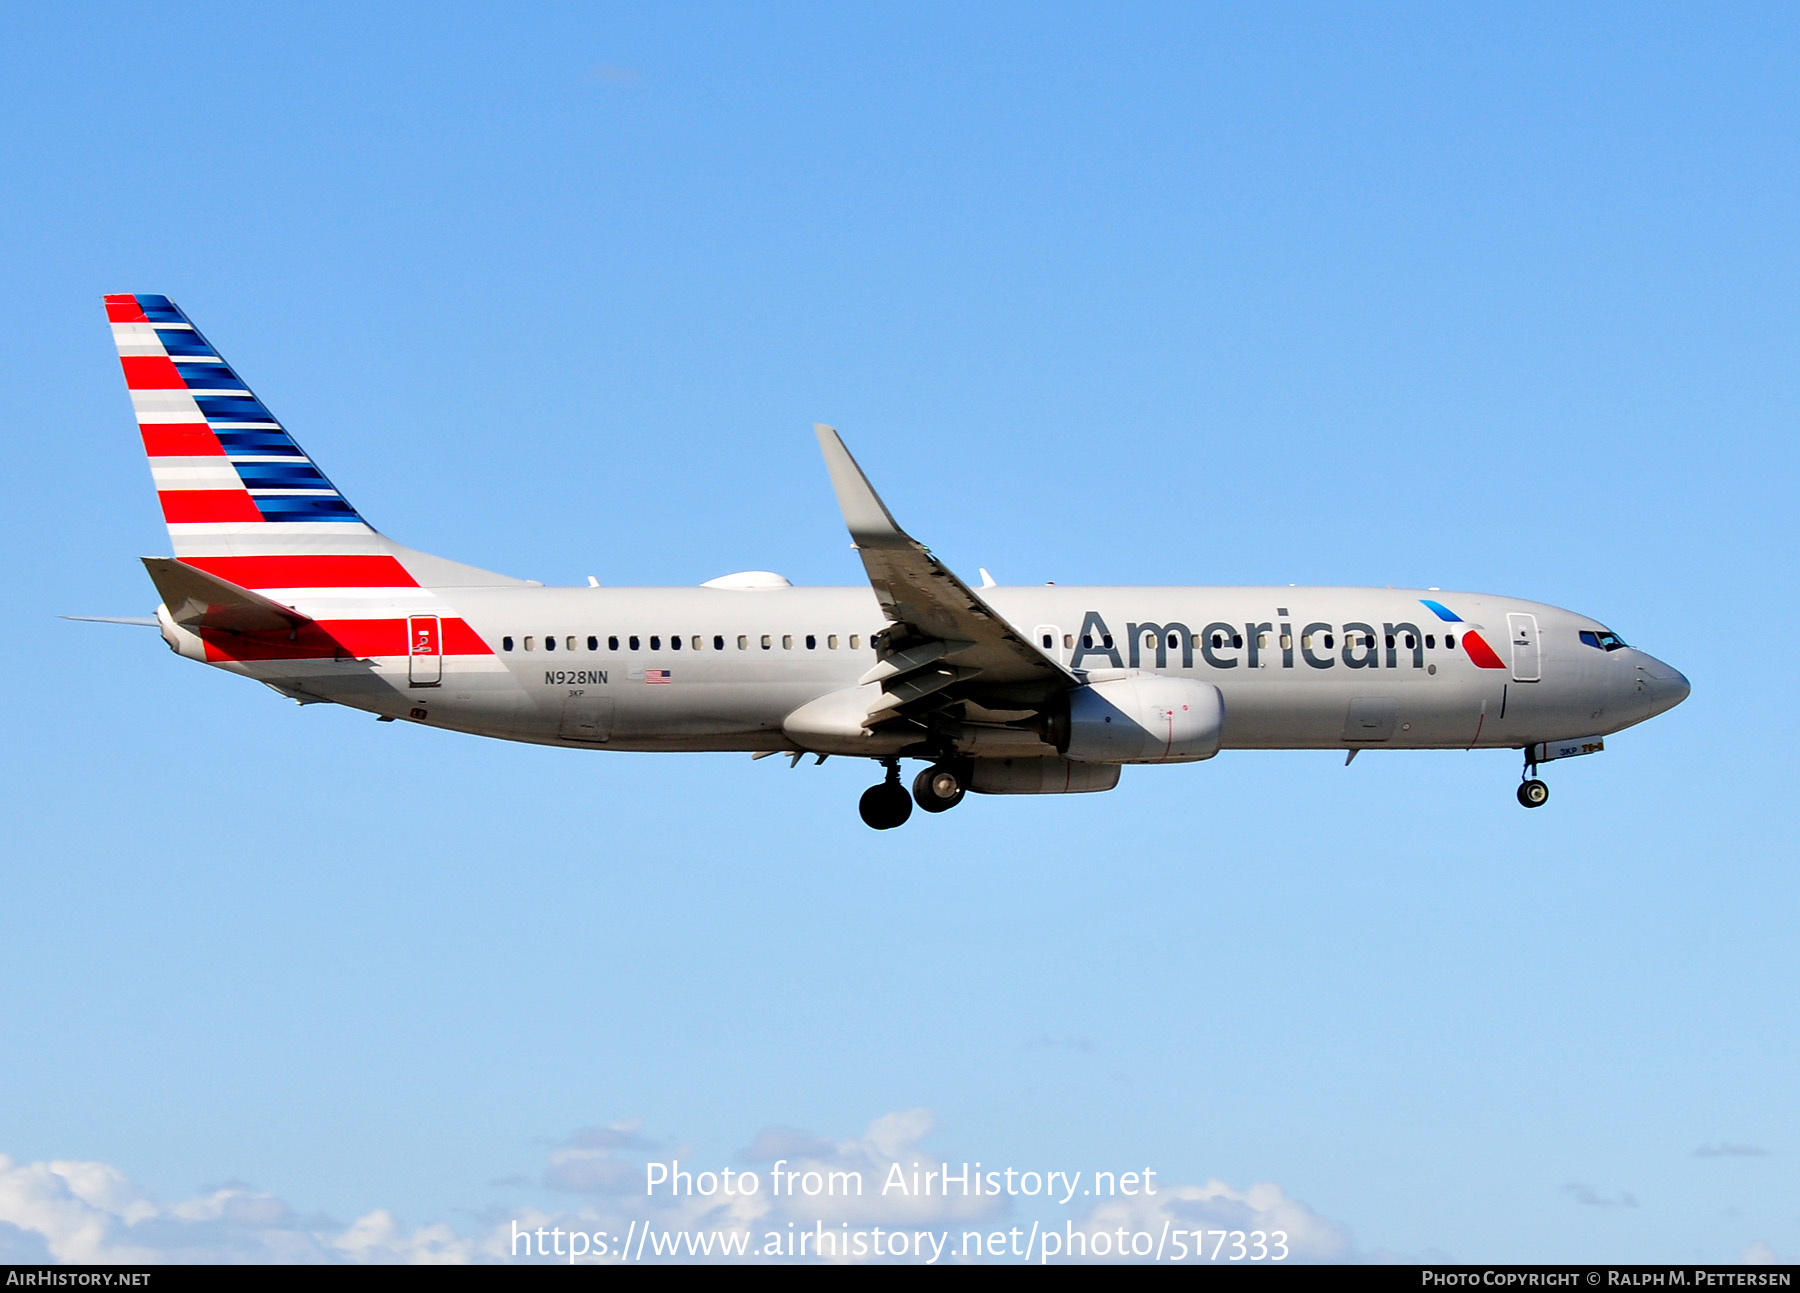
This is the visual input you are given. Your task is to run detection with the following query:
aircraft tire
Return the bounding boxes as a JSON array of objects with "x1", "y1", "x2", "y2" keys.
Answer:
[
  {"x1": 913, "y1": 764, "x2": 967, "y2": 813},
  {"x1": 1517, "y1": 779, "x2": 1549, "y2": 809},
  {"x1": 860, "y1": 782, "x2": 914, "y2": 829}
]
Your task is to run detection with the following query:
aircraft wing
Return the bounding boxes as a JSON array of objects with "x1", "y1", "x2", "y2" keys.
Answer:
[
  {"x1": 815, "y1": 425, "x2": 1072, "y2": 725},
  {"x1": 141, "y1": 557, "x2": 314, "y2": 635}
]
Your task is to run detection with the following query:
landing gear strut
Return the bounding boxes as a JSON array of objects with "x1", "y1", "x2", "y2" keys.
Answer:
[
  {"x1": 859, "y1": 761, "x2": 913, "y2": 830},
  {"x1": 1517, "y1": 748, "x2": 1549, "y2": 808},
  {"x1": 912, "y1": 762, "x2": 968, "y2": 813}
]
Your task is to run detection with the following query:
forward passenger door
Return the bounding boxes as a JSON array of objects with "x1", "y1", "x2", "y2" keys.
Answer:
[{"x1": 1507, "y1": 613, "x2": 1541, "y2": 682}]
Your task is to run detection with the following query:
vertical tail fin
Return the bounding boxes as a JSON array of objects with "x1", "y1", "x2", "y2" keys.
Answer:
[
  {"x1": 106, "y1": 293, "x2": 372, "y2": 544},
  {"x1": 108, "y1": 295, "x2": 521, "y2": 611}
]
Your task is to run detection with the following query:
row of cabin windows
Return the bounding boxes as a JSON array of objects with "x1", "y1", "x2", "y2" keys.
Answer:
[
  {"x1": 500, "y1": 633, "x2": 865, "y2": 653},
  {"x1": 1059, "y1": 630, "x2": 1460, "y2": 653},
  {"x1": 503, "y1": 626, "x2": 1464, "y2": 658}
]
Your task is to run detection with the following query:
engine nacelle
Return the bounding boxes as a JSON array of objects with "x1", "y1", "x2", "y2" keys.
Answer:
[
  {"x1": 1054, "y1": 675, "x2": 1224, "y2": 764},
  {"x1": 968, "y1": 757, "x2": 1121, "y2": 795}
]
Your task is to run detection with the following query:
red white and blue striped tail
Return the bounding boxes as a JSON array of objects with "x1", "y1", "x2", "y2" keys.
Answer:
[
  {"x1": 107, "y1": 294, "x2": 370, "y2": 533},
  {"x1": 108, "y1": 294, "x2": 518, "y2": 667},
  {"x1": 106, "y1": 292, "x2": 428, "y2": 594}
]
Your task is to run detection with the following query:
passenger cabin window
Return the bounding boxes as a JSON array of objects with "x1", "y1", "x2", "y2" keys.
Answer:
[
  {"x1": 650, "y1": 636, "x2": 661, "y2": 650},
  {"x1": 545, "y1": 636, "x2": 555, "y2": 652},
  {"x1": 564, "y1": 636, "x2": 575, "y2": 651},
  {"x1": 1232, "y1": 634, "x2": 1243, "y2": 649},
  {"x1": 850, "y1": 634, "x2": 861, "y2": 649},
  {"x1": 738, "y1": 635, "x2": 748, "y2": 650},
  {"x1": 609, "y1": 635, "x2": 619, "y2": 650},
  {"x1": 829, "y1": 635, "x2": 839, "y2": 649},
  {"x1": 714, "y1": 635, "x2": 725, "y2": 650},
  {"x1": 629, "y1": 636, "x2": 640, "y2": 650},
  {"x1": 1042, "y1": 633, "x2": 1053, "y2": 648},
  {"x1": 692, "y1": 635, "x2": 702, "y2": 651},
  {"x1": 669, "y1": 635, "x2": 680, "y2": 650},
  {"x1": 503, "y1": 636, "x2": 514, "y2": 651},
  {"x1": 1446, "y1": 634, "x2": 1457, "y2": 650},
  {"x1": 761, "y1": 635, "x2": 771, "y2": 650},
  {"x1": 1426, "y1": 635, "x2": 1436, "y2": 649},
  {"x1": 587, "y1": 636, "x2": 598, "y2": 651},
  {"x1": 806, "y1": 634, "x2": 817, "y2": 649},
  {"x1": 1063, "y1": 633, "x2": 1073, "y2": 649},
  {"x1": 782, "y1": 635, "x2": 793, "y2": 650}
]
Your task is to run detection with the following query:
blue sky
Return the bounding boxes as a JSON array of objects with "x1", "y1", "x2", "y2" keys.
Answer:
[{"x1": 0, "y1": 2, "x2": 1795, "y2": 1264}]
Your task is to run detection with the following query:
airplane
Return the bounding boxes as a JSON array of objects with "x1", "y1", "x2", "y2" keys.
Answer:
[{"x1": 94, "y1": 293, "x2": 1691, "y2": 829}]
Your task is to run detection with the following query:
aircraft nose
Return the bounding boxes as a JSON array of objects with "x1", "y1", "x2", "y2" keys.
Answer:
[{"x1": 1637, "y1": 657, "x2": 1691, "y2": 715}]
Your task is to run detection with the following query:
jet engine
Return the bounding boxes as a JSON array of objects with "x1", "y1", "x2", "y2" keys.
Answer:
[
  {"x1": 1046, "y1": 675, "x2": 1225, "y2": 764},
  {"x1": 967, "y1": 757, "x2": 1121, "y2": 794}
]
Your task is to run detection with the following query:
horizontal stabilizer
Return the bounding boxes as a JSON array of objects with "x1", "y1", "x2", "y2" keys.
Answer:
[
  {"x1": 141, "y1": 557, "x2": 314, "y2": 634},
  {"x1": 61, "y1": 615, "x2": 159, "y2": 627}
]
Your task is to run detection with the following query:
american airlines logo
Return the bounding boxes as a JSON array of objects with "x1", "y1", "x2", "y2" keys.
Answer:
[{"x1": 1068, "y1": 608, "x2": 1506, "y2": 672}]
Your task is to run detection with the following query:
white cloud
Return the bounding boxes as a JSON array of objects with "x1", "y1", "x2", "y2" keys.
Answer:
[
  {"x1": 0, "y1": 1113, "x2": 1357, "y2": 1265},
  {"x1": 1563, "y1": 1182, "x2": 1639, "y2": 1209},
  {"x1": 1061, "y1": 1177, "x2": 1351, "y2": 1263},
  {"x1": 0, "y1": 1153, "x2": 468, "y2": 1264}
]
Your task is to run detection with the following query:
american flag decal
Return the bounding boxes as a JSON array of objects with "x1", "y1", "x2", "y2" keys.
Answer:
[{"x1": 645, "y1": 669, "x2": 672, "y2": 684}]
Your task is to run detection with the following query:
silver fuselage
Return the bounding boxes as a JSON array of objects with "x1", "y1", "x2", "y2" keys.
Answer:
[{"x1": 173, "y1": 582, "x2": 1690, "y2": 756}]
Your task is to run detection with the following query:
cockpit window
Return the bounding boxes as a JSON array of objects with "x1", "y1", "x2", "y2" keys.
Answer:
[{"x1": 1579, "y1": 629, "x2": 1630, "y2": 651}]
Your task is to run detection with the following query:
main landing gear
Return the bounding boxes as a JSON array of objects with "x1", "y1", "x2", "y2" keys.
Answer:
[
  {"x1": 912, "y1": 762, "x2": 968, "y2": 813},
  {"x1": 858, "y1": 762, "x2": 913, "y2": 830},
  {"x1": 1516, "y1": 748, "x2": 1549, "y2": 808},
  {"x1": 858, "y1": 760, "x2": 970, "y2": 828}
]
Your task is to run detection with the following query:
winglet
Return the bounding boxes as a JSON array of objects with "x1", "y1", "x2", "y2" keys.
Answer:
[
  {"x1": 810, "y1": 425, "x2": 1074, "y2": 691},
  {"x1": 814, "y1": 424, "x2": 911, "y2": 550}
]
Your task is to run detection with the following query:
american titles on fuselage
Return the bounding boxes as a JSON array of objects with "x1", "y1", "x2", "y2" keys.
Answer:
[{"x1": 502, "y1": 604, "x2": 1518, "y2": 690}]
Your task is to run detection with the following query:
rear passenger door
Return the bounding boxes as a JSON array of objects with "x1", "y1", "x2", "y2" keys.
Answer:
[{"x1": 407, "y1": 615, "x2": 442, "y2": 687}]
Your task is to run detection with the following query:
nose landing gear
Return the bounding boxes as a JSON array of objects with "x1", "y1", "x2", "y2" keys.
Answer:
[
  {"x1": 1516, "y1": 747, "x2": 1549, "y2": 808},
  {"x1": 858, "y1": 761, "x2": 914, "y2": 830}
]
